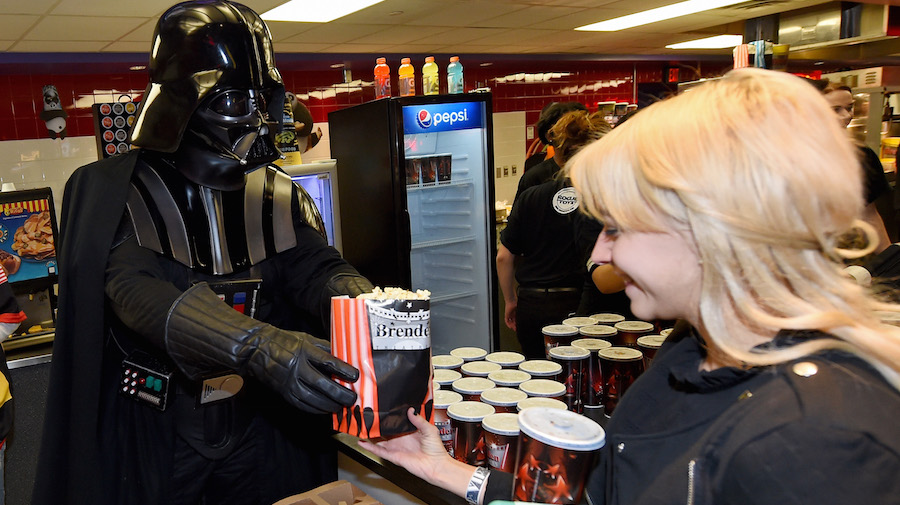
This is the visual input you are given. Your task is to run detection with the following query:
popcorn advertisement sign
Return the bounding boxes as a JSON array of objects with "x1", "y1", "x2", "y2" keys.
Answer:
[{"x1": 0, "y1": 193, "x2": 57, "y2": 284}]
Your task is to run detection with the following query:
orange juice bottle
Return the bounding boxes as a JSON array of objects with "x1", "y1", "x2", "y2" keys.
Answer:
[
  {"x1": 374, "y1": 57, "x2": 391, "y2": 99},
  {"x1": 398, "y1": 57, "x2": 415, "y2": 97}
]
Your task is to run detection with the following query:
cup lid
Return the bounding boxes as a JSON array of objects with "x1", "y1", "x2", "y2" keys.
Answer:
[
  {"x1": 561, "y1": 316, "x2": 597, "y2": 328},
  {"x1": 433, "y1": 389, "x2": 463, "y2": 408},
  {"x1": 432, "y1": 354, "x2": 464, "y2": 369},
  {"x1": 452, "y1": 377, "x2": 496, "y2": 394},
  {"x1": 589, "y1": 313, "x2": 625, "y2": 323},
  {"x1": 614, "y1": 320, "x2": 655, "y2": 332},
  {"x1": 447, "y1": 401, "x2": 495, "y2": 421},
  {"x1": 517, "y1": 397, "x2": 568, "y2": 412},
  {"x1": 518, "y1": 360, "x2": 562, "y2": 376},
  {"x1": 578, "y1": 324, "x2": 617, "y2": 337},
  {"x1": 571, "y1": 338, "x2": 613, "y2": 352},
  {"x1": 519, "y1": 379, "x2": 565, "y2": 397},
  {"x1": 461, "y1": 361, "x2": 502, "y2": 377},
  {"x1": 450, "y1": 347, "x2": 488, "y2": 361},
  {"x1": 598, "y1": 347, "x2": 644, "y2": 362},
  {"x1": 541, "y1": 324, "x2": 578, "y2": 337},
  {"x1": 480, "y1": 387, "x2": 528, "y2": 407},
  {"x1": 548, "y1": 345, "x2": 590, "y2": 361},
  {"x1": 434, "y1": 368, "x2": 462, "y2": 385},
  {"x1": 518, "y1": 407, "x2": 605, "y2": 451},
  {"x1": 488, "y1": 369, "x2": 532, "y2": 386},
  {"x1": 482, "y1": 412, "x2": 520, "y2": 436},
  {"x1": 485, "y1": 351, "x2": 525, "y2": 366},
  {"x1": 636, "y1": 335, "x2": 667, "y2": 349}
]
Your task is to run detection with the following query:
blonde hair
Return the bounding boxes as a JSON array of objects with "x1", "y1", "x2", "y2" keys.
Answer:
[
  {"x1": 548, "y1": 110, "x2": 611, "y2": 162},
  {"x1": 568, "y1": 68, "x2": 900, "y2": 388}
]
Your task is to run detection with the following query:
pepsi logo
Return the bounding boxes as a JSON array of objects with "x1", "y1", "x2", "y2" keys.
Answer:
[{"x1": 416, "y1": 109, "x2": 432, "y2": 129}]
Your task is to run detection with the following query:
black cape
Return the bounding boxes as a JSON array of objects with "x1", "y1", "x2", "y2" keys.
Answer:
[{"x1": 32, "y1": 151, "x2": 138, "y2": 504}]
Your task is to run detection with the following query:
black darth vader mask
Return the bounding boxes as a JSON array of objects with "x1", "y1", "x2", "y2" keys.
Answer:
[{"x1": 129, "y1": 0, "x2": 285, "y2": 190}]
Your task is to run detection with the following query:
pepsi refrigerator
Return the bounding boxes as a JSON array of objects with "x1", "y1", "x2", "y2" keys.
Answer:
[{"x1": 328, "y1": 93, "x2": 498, "y2": 354}]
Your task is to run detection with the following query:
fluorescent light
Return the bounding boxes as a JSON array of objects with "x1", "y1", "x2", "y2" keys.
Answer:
[
  {"x1": 261, "y1": 0, "x2": 385, "y2": 23},
  {"x1": 576, "y1": 0, "x2": 746, "y2": 31},
  {"x1": 666, "y1": 34, "x2": 743, "y2": 49}
]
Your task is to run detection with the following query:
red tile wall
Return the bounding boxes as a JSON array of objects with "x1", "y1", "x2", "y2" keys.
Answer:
[{"x1": 0, "y1": 58, "x2": 731, "y2": 142}]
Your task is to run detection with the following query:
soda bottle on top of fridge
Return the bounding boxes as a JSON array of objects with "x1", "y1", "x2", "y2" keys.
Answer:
[
  {"x1": 374, "y1": 57, "x2": 391, "y2": 99},
  {"x1": 422, "y1": 56, "x2": 439, "y2": 95},
  {"x1": 398, "y1": 58, "x2": 415, "y2": 97},
  {"x1": 448, "y1": 56, "x2": 464, "y2": 94}
]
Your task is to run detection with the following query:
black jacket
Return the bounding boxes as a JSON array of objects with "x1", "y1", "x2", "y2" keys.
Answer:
[{"x1": 486, "y1": 331, "x2": 900, "y2": 504}]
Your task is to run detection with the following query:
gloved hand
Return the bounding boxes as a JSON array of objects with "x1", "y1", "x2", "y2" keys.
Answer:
[
  {"x1": 326, "y1": 272, "x2": 374, "y2": 298},
  {"x1": 165, "y1": 283, "x2": 359, "y2": 414}
]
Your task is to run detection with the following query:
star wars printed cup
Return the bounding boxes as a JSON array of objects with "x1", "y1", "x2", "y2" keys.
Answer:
[
  {"x1": 518, "y1": 359, "x2": 562, "y2": 380},
  {"x1": 517, "y1": 396, "x2": 568, "y2": 413},
  {"x1": 488, "y1": 369, "x2": 532, "y2": 389},
  {"x1": 433, "y1": 368, "x2": 462, "y2": 389},
  {"x1": 613, "y1": 320, "x2": 655, "y2": 347},
  {"x1": 461, "y1": 360, "x2": 502, "y2": 378},
  {"x1": 548, "y1": 345, "x2": 590, "y2": 413},
  {"x1": 513, "y1": 407, "x2": 606, "y2": 504},
  {"x1": 519, "y1": 379, "x2": 566, "y2": 402},
  {"x1": 588, "y1": 312, "x2": 625, "y2": 325},
  {"x1": 450, "y1": 346, "x2": 488, "y2": 362},
  {"x1": 482, "y1": 412, "x2": 520, "y2": 473},
  {"x1": 636, "y1": 334, "x2": 667, "y2": 369},
  {"x1": 577, "y1": 324, "x2": 618, "y2": 343},
  {"x1": 447, "y1": 401, "x2": 495, "y2": 466},
  {"x1": 433, "y1": 354, "x2": 464, "y2": 371},
  {"x1": 598, "y1": 346, "x2": 645, "y2": 416},
  {"x1": 433, "y1": 390, "x2": 463, "y2": 454},
  {"x1": 571, "y1": 338, "x2": 613, "y2": 408},
  {"x1": 541, "y1": 324, "x2": 579, "y2": 358},
  {"x1": 561, "y1": 316, "x2": 597, "y2": 329},
  {"x1": 452, "y1": 376, "x2": 496, "y2": 402},
  {"x1": 480, "y1": 387, "x2": 528, "y2": 414},
  {"x1": 485, "y1": 351, "x2": 526, "y2": 369}
]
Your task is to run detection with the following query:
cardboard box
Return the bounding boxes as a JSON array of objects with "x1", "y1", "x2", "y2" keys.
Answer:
[{"x1": 272, "y1": 480, "x2": 383, "y2": 505}]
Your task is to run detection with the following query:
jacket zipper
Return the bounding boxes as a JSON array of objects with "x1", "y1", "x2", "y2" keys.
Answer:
[{"x1": 687, "y1": 459, "x2": 697, "y2": 505}]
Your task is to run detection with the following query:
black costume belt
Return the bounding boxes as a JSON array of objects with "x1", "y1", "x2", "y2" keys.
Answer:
[{"x1": 518, "y1": 286, "x2": 580, "y2": 294}]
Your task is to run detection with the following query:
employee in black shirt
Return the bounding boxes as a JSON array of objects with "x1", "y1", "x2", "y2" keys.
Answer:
[{"x1": 497, "y1": 111, "x2": 610, "y2": 358}]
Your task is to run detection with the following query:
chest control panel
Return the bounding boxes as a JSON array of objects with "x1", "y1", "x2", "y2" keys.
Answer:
[{"x1": 119, "y1": 351, "x2": 174, "y2": 411}]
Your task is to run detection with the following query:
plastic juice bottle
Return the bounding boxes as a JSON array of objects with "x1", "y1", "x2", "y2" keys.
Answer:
[
  {"x1": 422, "y1": 56, "x2": 439, "y2": 95},
  {"x1": 398, "y1": 57, "x2": 415, "y2": 97},
  {"x1": 448, "y1": 56, "x2": 464, "y2": 94},
  {"x1": 374, "y1": 57, "x2": 391, "y2": 99}
]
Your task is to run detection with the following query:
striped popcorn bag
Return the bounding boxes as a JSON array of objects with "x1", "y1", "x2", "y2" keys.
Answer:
[{"x1": 331, "y1": 291, "x2": 434, "y2": 439}]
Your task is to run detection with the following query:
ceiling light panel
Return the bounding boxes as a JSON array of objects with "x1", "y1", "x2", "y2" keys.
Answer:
[
  {"x1": 576, "y1": 0, "x2": 747, "y2": 31},
  {"x1": 262, "y1": 0, "x2": 386, "y2": 23}
]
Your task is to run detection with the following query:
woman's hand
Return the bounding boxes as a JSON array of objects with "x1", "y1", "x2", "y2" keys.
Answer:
[{"x1": 358, "y1": 407, "x2": 478, "y2": 499}]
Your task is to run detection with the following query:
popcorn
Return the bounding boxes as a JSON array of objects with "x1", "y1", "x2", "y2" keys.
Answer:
[{"x1": 357, "y1": 286, "x2": 431, "y2": 300}]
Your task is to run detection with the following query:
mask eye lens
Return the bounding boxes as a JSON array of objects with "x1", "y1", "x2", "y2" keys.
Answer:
[{"x1": 209, "y1": 91, "x2": 252, "y2": 117}]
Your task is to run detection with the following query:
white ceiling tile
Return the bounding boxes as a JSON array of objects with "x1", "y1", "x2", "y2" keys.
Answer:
[
  {"x1": 27, "y1": 15, "x2": 148, "y2": 41},
  {"x1": 281, "y1": 23, "x2": 389, "y2": 44},
  {"x1": 50, "y1": 0, "x2": 170, "y2": 17},
  {"x1": 11, "y1": 40, "x2": 111, "y2": 52},
  {"x1": 351, "y1": 25, "x2": 454, "y2": 45},
  {"x1": 0, "y1": 0, "x2": 60, "y2": 16},
  {"x1": 405, "y1": 1, "x2": 529, "y2": 27},
  {"x1": 0, "y1": 15, "x2": 40, "y2": 39}
]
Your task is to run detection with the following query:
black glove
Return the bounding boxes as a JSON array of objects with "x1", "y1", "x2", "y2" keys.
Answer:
[
  {"x1": 326, "y1": 272, "x2": 374, "y2": 298},
  {"x1": 165, "y1": 283, "x2": 359, "y2": 414}
]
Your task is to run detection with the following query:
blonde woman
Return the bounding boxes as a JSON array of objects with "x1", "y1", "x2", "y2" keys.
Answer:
[{"x1": 361, "y1": 68, "x2": 900, "y2": 504}]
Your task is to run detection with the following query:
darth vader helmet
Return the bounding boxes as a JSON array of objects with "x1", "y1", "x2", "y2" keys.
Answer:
[{"x1": 129, "y1": 0, "x2": 285, "y2": 189}]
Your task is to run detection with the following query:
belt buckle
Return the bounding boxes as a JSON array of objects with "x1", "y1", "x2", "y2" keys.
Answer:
[{"x1": 198, "y1": 373, "x2": 244, "y2": 406}]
